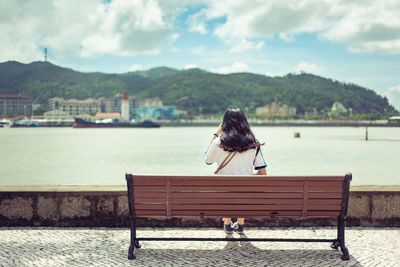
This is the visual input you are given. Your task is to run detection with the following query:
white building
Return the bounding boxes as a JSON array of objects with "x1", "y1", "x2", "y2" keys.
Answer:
[{"x1": 331, "y1": 102, "x2": 347, "y2": 114}]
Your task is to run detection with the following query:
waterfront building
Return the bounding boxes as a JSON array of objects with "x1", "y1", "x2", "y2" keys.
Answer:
[
  {"x1": 256, "y1": 102, "x2": 296, "y2": 116},
  {"x1": 0, "y1": 94, "x2": 32, "y2": 117},
  {"x1": 304, "y1": 109, "x2": 319, "y2": 117},
  {"x1": 48, "y1": 97, "x2": 98, "y2": 116},
  {"x1": 137, "y1": 97, "x2": 163, "y2": 107},
  {"x1": 331, "y1": 102, "x2": 348, "y2": 114},
  {"x1": 98, "y1": 95, "x2": 137, "y2": 120},
  {"x1": 388, "y1": 116, "x2": 400, "y2": 125},
  {"x1": 121, "y1": 92, "x2": 130, "y2": 122},
  {"x1": 135, "y1": 105, "x2": 176, "y2": 120}
]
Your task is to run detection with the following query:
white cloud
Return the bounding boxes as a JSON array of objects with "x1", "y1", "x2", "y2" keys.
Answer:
[
  {"x1": 229, "y1": 39, "x2": 264, "y2": 53},
  {"x1": 205, "y1": 0, "x2": 332, "y2": 52},
  {"x1": 211, "y1": 62, "x2": 250, "y2": 74},
  {"x1": 198, "y1": 0, "x2": 400, "y2": 54},
  {"x1": 294, "y1": 62, "x2": 324, "y2": 74},
  {"x1": 320, "y1": 1, "x2": 400, "y2": 54},
  {"x1": 183, "y1": 64, "x2": 198, "y2": 69},
  {"x1": 126, "y1": 64, "x2": 142, "y2": 72},
  {"x1": 384, "y1": 85, "x2": 400, "y2": 111},
  {"x1": 390, "y1": 85, "x2": 400, "y2": 92},
  {"x1": 187, "y1": 10, "x2": 208, "y2": 34},
  {"x1": 0, "y1": 0, "x2": 186, "y2": 62}
]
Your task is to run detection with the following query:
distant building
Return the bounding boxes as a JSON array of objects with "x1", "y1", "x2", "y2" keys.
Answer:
[
  {"x1": 256, "y1": 102, "x2": 296, "y2": 116},
  {"x1": 98, "y1": 95, "x2": 137, "y2": 120},
  {"x1": 0, "y1": 94, "x2": 32, "y2": 116},
  {"x1": 49, "y1": 97, "x2": 98, "y2": 116},
  {"x1": 136, "y1": 105, "x2": 176, "y2": 120},
  {"x1": 388, "y1": 116, "x2": 400, "y2": 125},
  {"x1": 137, "y1": 97, "x2": 162, "y2": 107},
  {"x1": 304, "y1": 109, "x2": 319, "y2": 117},
  {"x1": 331, "y1": 102, "x2": 347, "y2": 114}
]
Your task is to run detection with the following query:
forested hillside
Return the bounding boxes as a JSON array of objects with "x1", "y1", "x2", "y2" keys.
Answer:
[{"x1": 0, "y1": 61, "x2": 396, "y2": 115}]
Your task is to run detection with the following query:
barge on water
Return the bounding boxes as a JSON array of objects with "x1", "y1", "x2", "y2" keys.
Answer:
[{"x1": 73, "y1": 118, "x2": 161, "y2": 128}]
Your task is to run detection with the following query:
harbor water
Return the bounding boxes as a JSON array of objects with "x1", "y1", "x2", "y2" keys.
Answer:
[{"x1": 0, "y1": 126, "x2": 399, "y2": 185}]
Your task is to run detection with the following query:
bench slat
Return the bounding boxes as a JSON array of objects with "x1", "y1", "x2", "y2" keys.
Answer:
[
  {"x1": 171, "y1": 204, "x2": 303, "y2": 211},
  {"x1": 171, "y1": 210, "x2": 302, "y2": 217},
  {"x1": 135, "y1": 210, "x2": 166, "y2": 216},
  {"x1": 171, "y1": 192, "x2": 304, "y2": 199},
  {"x1": 170, "y1": 198, "x2": 342, "y2": 205},
  {"x1": 307, "y1": 204, "x2": 342, "y2": 211},
  {"x1": 309, "y1": 192, "x2": 343, "y2": 198},
  {"x1": 170, "y1": 204, "x2": 341, "y2": 211},
  {"x1": 133, "y1": 180, "x2": 167, "y2": 186},
  {"x1": 171, "y1": 180, "x2": 304, "y2": 187},
  {"x1": 171, "y1": 186, "x2": 304, "y2": 192},
  {"x1": 134, "y1": 192, "x2": 166, "y2": 198},
  {"x1": 134, "y1": 197, "x2": 166, "y2": 204},
  {"x1": 134, "y1": 186, "x2": 166, "y2": 191},
  {"x1": 171, "y1": 198, "x2": 303, "y2": 205},
  {"x1": 308, "y1": 199, "x2": 342, "y2": 205},
  {"x1": 309, "y1": 181, "x2": 343, "y2": 187},
  {"x1": 134, "y1": 204, "x2": 166, "y2": 210},
  {"x1": 307, "y1": 211, "x2": 341, "y2": 217},
  {"x1": 308, "y1": 186, "x2": 343, "y2": 192}
]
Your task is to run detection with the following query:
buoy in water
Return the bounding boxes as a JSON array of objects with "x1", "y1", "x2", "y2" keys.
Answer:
[{"x1": 294, "y1": 132, "x2": 301, "y2": 138}]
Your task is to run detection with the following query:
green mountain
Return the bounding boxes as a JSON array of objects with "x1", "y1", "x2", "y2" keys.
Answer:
[
  {"x1": 132, "y1": 66, "x2": 180, "y2": 80},
  {"x1": 0, "y1": 61, "x2": 149, "y2": 104},
  {"x1": 0, "y1": 61, "x2": 397, "y2": 115}
]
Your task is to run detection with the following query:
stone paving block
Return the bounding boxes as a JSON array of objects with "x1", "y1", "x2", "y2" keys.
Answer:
[
  {"x1": 60, "y1": 196, "x2": 91, "y2": 219},
  {"x1": 1, "y1": 227, "x2": 400, "y2": 266},
  {"x1": 117, "y1": 196, "x2": 129, "y2": 217},
  {"x1": 97, "y1": 197, "x2": 114, "y2": 216},
  {"x1": 0, "y1": 197, "x2": 33, "y2": 220},
  {"x1": 37, "y1": 196, "x2": 59, "y2": 221},
  {"x1": 348, "y1": 194, "x2": 370, "y2": 218}
]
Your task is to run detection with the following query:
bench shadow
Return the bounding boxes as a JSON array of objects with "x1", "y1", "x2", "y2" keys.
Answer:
[{"x1": 132, "y1": 233, "x2": 362, "y2": 266}]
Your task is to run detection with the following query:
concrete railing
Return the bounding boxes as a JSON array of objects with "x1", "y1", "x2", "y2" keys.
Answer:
[{"x1": 1, "y1": 185, "x2": 399, "y2": 227}]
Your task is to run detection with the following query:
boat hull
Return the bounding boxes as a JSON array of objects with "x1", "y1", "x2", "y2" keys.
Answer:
[{"x1": 73, "y1": 118, "x2": 161, "y2": 128}]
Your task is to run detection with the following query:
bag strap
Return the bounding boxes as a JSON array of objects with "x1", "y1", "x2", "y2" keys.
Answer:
[
  {"x1": 214, "y1": 151, "x2": 237, "y2": 174},
  {"x1": 253, "y1": 145, "x2": 261, "y2": 164}
]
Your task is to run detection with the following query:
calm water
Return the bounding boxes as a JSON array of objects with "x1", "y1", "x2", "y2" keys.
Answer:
[{"x1": 0, "y1": 126, "x2": 399, "y2": 185}]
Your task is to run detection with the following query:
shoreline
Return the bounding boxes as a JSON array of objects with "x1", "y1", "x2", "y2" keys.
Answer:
[{"x1": 159, "y1": 121, "x2": 400, "y2": 127}]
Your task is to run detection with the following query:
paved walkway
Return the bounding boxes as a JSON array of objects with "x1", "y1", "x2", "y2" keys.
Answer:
[{"x1": 1, "y1": 227, "x2": 399, "y2": 266}]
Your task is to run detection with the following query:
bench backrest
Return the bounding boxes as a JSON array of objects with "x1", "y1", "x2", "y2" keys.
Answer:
[{"x1": 126, "y1": 174, "x2": 352, "y2": 219}]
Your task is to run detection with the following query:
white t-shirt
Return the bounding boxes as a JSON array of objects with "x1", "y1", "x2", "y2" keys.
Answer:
[{"x1": 204, "y1": 137, "x2": 267, "y2": 175}]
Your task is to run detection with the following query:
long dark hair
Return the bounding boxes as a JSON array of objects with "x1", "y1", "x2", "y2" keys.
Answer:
[{"x1": 219, "y1": 107, "x2": 260, "y2": 152}]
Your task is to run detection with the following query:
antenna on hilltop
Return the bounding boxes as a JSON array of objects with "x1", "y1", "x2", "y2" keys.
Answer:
[{"x1": 44, "y1": 48, "x2": 47, "y2": 62}]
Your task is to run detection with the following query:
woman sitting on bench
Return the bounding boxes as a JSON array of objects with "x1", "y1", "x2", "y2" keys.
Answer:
[{"x1": 204, "y1": 107, "x2": 267, "y2": 234}]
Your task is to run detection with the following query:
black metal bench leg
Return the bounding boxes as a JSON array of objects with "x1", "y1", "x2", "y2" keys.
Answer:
[
  {"x1": 331, "y1": 241, "x2": 339, "y2": 250},
  {"x1": 338, "y1": 217, "x2": 350, "y2": 261},
  {"x1": 128, "y1": 217, "x2": 138, "y2": 260},
  {"x1": 135, "y1": 240, "x2": 141, "y2": 248},
  {"x1": 128, "y1": 243, "x2": 135, "y2": 260}
]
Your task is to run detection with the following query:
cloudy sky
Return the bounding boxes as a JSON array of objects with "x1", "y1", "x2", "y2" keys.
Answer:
[{"x1": 1, "y1": 0, "x2": 400, "y2": 110}]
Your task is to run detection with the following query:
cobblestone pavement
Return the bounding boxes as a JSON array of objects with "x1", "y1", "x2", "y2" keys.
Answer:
[{"x1": 0, "y1": 227, "x2": 399, "y2": 267}]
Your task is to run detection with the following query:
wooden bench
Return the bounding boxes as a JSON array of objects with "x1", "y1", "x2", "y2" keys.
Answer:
[{"x1": 125, "y1": 173, "x2": 352, "y2": 260}]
